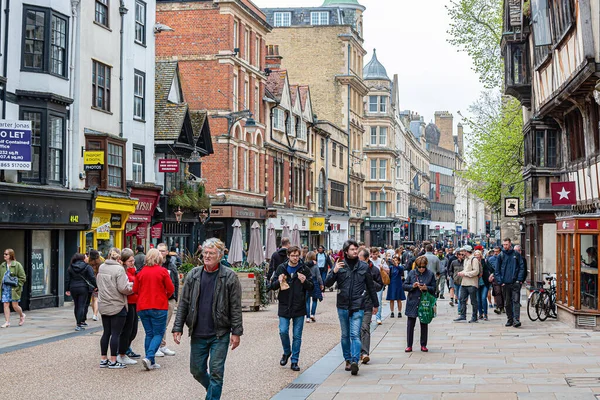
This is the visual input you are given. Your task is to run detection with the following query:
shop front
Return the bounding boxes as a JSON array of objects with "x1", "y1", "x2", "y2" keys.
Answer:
[
  {"x1": 205, "y1": 205, "x2": 266, "y2": 251},
  {"x1": 124, "y1": 186, "x2": 161, "y2": 251},
  {"x1": 80, "y1": 194, "x2": 138, "y2": 256},
  {"x1": 328, "y1": 215, "x2": 349, "y2": 252},
  {"x1": 366, "y1": 218, "x2": 396, "y2": 248},
  {"x1": 556, "y1": 216, "x2": 600, "y2": 329},
  {"x1": 0, "y1": 184, "x2": 95, "y2": 310},
  {"x1": 266, "y1": 214, "x2": 326, "y2": 248}
]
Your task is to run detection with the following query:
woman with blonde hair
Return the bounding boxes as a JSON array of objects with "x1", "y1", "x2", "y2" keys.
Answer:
[
  {"x1": 1, "y1": 249, "x2": 26, "y2": 328},
  {"x1": 97, "y1": 247, "x2": 133, "y2": 369},
  {"x1": 134, "y1": 248, "x2": 175, "y2": 371}
]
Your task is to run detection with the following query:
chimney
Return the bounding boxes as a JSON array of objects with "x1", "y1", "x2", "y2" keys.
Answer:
[
  {"x1": 266, "y1": 44, "x2": 282, "y2": 69},
  {"x1": 456, "y1": 123, "x2": 464, "y2": 156},
  {"x1": 434, "y1": 111, "x2": 454, "y2": 152}
]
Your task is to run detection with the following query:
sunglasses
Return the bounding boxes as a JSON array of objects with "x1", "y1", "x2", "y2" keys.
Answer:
[{"x1": 417, "y1": 265, "x2": 427, "y2": 269}]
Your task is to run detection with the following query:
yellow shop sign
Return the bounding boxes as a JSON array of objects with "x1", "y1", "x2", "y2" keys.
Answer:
[{"x1": 310, "y1": 217, "x2": 326, "y2": 232}]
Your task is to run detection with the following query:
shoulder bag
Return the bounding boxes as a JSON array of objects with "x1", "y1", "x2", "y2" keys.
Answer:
[
  {"x1": 380, "y1": 267, "x2": 390, "y2": 286},
  {"x1": 3, "y1": 266, "x2": 19, "y2": 287}
]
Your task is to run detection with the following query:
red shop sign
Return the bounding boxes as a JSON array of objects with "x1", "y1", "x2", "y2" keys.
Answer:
[
  {"x1": 151, "y1": 222, "x2": 163, "y2": 239},
  {"x1": 158, "y1": 159, "x2": 180, "y2": 173},
  {"x1": 136, "y1": 224, "x2": 148, "y2": 239}
]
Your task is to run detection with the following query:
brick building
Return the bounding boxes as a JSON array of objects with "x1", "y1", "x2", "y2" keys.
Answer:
[{"x1": 156, "y1": 0, "x2": 271, "y2": 246}]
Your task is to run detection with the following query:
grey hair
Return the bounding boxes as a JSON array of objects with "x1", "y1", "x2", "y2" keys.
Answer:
[
  {"x1": 202, "y1": 238, "x2": 225, "y2": 258},
  {"x1": 121, "y1": 248, "x2": 134, "y2": 263},
  {"x1": 514, "y1": 245, "x2": 522, "y2": 251}
]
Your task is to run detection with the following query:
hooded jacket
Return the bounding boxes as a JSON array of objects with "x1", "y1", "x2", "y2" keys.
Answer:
[
  {"x1": 66, "y1": 260, "x2": 97, "y2": 293},
  {"x1": 496, "y1": 249, "x2": 525, "y2": 285},
  {"x1": 267, "y1": 247, "x2": 288, "y2": 280}
]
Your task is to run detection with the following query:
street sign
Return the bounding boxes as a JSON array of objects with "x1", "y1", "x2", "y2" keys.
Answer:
[
  {"x1": 84, "y1": 151, "x2": 104, "y2": 171},
  {"x1": 159, "y1": 159, "x2": 180, "y2": 173},
  {"x1": 0, "y1": 120, "x2": 32, "y2": 170},
  {"x1": 393, "y1": 227, "x2": 401, "y2": 240},
  {"x1": 404, "y1": 236, "x2": 409, "y2": 240}
]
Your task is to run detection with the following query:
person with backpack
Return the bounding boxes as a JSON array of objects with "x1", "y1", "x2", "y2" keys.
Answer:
[
  {"x1": 495, "y1": 238, "x2": 526, "y2": 328},
  {"x1": 358, "y1": 248, "x2": 383, "y2": 364}
]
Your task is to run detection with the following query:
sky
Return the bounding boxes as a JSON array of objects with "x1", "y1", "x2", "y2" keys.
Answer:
[{"x1": 252, "y1": 0, "x2": 485, "y2": 134}]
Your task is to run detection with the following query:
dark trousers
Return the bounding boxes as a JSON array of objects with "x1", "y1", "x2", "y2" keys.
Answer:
[
  {"x1": 83, "y1": 291, "x2": 92, "y2": 322},
  {"x1": 100, "y1": 309, "x2": 127, "y2": 357},
  {"x1": 459, "y1": 285, "x2": 478, "y2": 320},
  {"x1": 118, "y1": 304, "x2": 138, "y2": 354},
  {"x1": 71, "y1": 287, "x2": 89, "y2": 326},
  {"x1": 406, "y1": 317, "x2": 428, "y2": 347},
  {"x1": 502, "y1": 282, "x2": 522, "y2": 322},
  {"x1": 492, "y1": 282, "x2": 504, "y2": 309},
  {"x1": 360, "y1": 309, "x2": 372, "y2": 356}
]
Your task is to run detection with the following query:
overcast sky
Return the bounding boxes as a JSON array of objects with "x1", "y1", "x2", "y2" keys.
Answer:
[{"x1": 253, "y1": 0, "x2": 484, "y2": 134}]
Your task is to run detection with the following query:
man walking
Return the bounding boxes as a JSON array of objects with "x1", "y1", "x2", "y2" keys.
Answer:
[
  {"x1": 325, "y1": 240, "x2": 379, "y2": 376},
  {"x1": 437, "y1": 249, "x2": 448, "y2": 299},
  {"x1": 423, "y1": 244, "x2": 440, "y2": 297},
  {"x1": 316, "y1": 245, "x2": 332, "y2": 286},
  {"x1": 358, "y1": 248, "x2": 383, "y2": 364},
  {"x1": 454, "y1": 246, "x2": 480, "y2": 322},
  {"x1": 269, "y1": 246, "x2": 314, "y2": 371},
  {"x1": 172, "y1": 238, "x2": 243, "y2": 400},
  {"x1": 369, "y1": 247, "x2": 386, "y2": 324},
  {"x1": 496, "y1": 239, "x2": 526, "y2": 327},
  {"x1": 157, "y1": 243, "x2": 180, "y2": 357}
]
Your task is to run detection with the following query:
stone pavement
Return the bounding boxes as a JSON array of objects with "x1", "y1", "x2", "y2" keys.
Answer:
[
  {"x1": 279, "y1": 295, "x2": 600, "y2": 400},
  {"x1": 0, "y1": 302, "x2": 102, "y2": 354}
]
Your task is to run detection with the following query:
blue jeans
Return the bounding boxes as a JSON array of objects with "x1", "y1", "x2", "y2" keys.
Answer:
[
  {"x1": 306, "y1": 297, "x2": 318, "y2": 317},
  {"x1": 279, "y1": 316, "x2": 305, "y2": 363},
  {"x1": 337, "y1": 308, "x2": 364, "y2": 364},
  {"x1": 376, "y1": 290, "x2": 383, "y2": 320},
  {"x1": 320, "y1": 269, "x2": 327, "y2": 286},
  {"x1": 190, "y1": 334, "x2": 230, "y2": 400},
  {"x1": 454, "y1": 284, "x2": 462, "y2": 311},
  {"x1": 477, "y1": 285, "x2": 490, "y2": 317},
  {"x1": 138, "y1": 309, "x2": 168, "y2": 364}
]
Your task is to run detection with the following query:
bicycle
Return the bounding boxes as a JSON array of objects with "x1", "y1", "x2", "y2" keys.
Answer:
[{"x1": 527, "y1": 275, "x2": 556, "y2": 321}]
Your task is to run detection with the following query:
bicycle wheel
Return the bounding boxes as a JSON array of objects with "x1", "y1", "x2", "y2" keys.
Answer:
[
  {"x1": 527, "y1": 291, "x2": 540, "y2": 321},
  {"x1": 537, "y1": 291, "x2": 551, "y2": 321},
  {"x1": 550, "y1": 292, "x2": 558, "y2": 318}
]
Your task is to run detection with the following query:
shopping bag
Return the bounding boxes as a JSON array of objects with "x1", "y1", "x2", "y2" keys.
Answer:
[{"x1": 417, "y1": 291, "x2": 437, "y2": 324}]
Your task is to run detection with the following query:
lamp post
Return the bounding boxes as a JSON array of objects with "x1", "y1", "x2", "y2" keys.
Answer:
[{"x1": 212, "y1": 109, "x2": 257, "y2": 136}]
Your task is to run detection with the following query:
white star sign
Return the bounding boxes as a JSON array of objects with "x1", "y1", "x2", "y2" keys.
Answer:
[
  {"x1": 557, "y1": 187, "x2": 571, "y2": 200},
  {"x1": 586, "y1": 222, "x2": 590, "y2": 227}
]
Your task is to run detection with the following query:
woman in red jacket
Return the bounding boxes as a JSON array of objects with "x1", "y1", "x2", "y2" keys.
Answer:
[
  {"x1": 133, "y1": 248, "x2": 175, "y2": 371},
  {"x1": 117, "y1": 248, "x2": 140, "y2": 365}
]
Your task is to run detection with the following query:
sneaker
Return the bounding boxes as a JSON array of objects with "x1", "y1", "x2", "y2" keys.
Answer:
[
  {"x1": 92, "y1": 315, "x2": 98, "y2": 321},
  {"x1": 155, "y1": 349, "x2": 165, "y2": 357},
  {"x1": 345, "y1": 361, "x2": 351, "y2": 371},
  {"x1": 505, "y1": 320, "x2": 514, "y2": 327},
  {"x1": 159, "y1": 347, "x2": 176, "y2": 356},
  {"x1": 117, "y1": 355, "x2": 138, "y2": 365},
  {"x1": 99, "y1": 359, "x2": 109, "y2": 368},
  {"x1": 483, "y1": 315, "x2": 488, "y2": 321},
  {"x1": 142, "y1": 358, "x2": 152, "y2": 371},
  {"x1": 0, "y1": 322, "x2": 9, "y2": 328},
  {"x1": 449, "y1": 300, "x2": 454, "y2": 307},
  {"x1": 75, "y1": 326, "x2": 83, "y2": 331},
  {"x1": 390, "y1": 312, "x2": 395, "y2": 318},
  {"x1": 108, "y1": 361, "x2": 126, "y2": 369},
  {"x1": 19, "y1": 314, "x2": 26, "y2": 326},
  {"x1": 513, "y1": 321, "x2": 522, "y2": 328},
  {"x1": 350, "y1": 362, "x2": 359, "y2": 375},
  {"x1": 376, "y1": 319, "x2": 382, "y2": 325},
  {"x1": 149, "y1": 363, "x2": 161, "y2": 370},
  {"x1": 126, "y1": 350, "x2": 141, "y2": 359},
  {"x1": 453, "y1": 317, "x2": 466, "y2": 322},
  {"x1": 306, "y1": 318, "x2": 311, "y2": 323},
  {"x1": 80, "y1": 322, "x2": 88, "y2": 327},
  {"x1": 310, "y1": 315, "x2": 316, "y2": 322},
  {"x1": 494, "y1": 308, "x2": 502, "y2": 315}
]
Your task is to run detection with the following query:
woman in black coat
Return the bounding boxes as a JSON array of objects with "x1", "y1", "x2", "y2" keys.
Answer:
[
  {"x1": 402, "y1": 255, "x2": 436, "y2": 353},
  {"x1": 65, "y1": 253, "x2": 96, "y2": 331}
]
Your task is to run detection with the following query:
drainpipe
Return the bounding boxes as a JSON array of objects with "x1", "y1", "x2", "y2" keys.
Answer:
[
  {"x1": 119, "y1": 1, "x2": 128, "y2": 137},
  {"x1": 67, "y1": 0, "x2": 80, "y2": 190},
  {"x1": 346, "y1": 43, "x2": 351, "y2": 231},
  {"x1": 2, "y1": 0, "x2": 10, "y2": 119}
]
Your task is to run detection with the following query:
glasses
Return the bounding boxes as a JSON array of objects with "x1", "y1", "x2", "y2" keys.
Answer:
[{"x1": 417, "y1": 265, "x2": 427, "y2": 269}]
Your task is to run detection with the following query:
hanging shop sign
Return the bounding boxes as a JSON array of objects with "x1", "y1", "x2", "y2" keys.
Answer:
[
  {"x1": 84, "y1": 151, "x2": 105, "y2": 171},
  {"x1": 158, "y1": 159, "x2": 180, "y2": 173},
  {"x1": 0, "y1": 120, "x2": 32, "y2": 170},
  {"x1": 151, "y1": 222, "x2": 163, "y2": 239},
  {"x1": 504, "y1": 197, "x2": 520, "y2": 217},
  {"x1": 97, "y1": 222, "x2": 111, "y2": 240},
  {"x1": 309, "y1": 217, "x2": 326, "y2": 232},
  {"x1": 136, "y1": 224, "x2": 148, "y2": 239}
]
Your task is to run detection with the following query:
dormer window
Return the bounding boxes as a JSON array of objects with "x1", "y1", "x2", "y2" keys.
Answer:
[
  {"x1": 311, "y1": 11, "x2": 329, "y2": 26},
  {"x1": 274, "y1": 12, "x2": 291, "y2": 27}
]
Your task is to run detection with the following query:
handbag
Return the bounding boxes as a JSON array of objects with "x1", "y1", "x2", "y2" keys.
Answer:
[
  {"x1": 417, "y1": 291, "x2": 437, "y2": 324},
  {"x1": 3, "y1": 268, "x2": 19, "y2": 287},
  {"x1": 77, "y1": 271, "x2": 96, "y2": 291},
  {"x1": 380, "y1": 267, "x2": 390, "y2": 286}
]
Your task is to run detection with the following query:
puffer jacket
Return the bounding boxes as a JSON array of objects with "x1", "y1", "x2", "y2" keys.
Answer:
[
  {"x1": 66, "y1": 260, "x2": 96, "y2": 293},
  {"x1": 402, "y1": 268, "x2": 436, "y2": 319},
  {"x1": 460, "y1": 255, "x2": 480, "y2": 288},
  {"x1": 496, "y1": 249, "x2": 525, "y2": 285},
  {"x1": 270, "y1": 261, "x2": 314, "y2": 318},
  {"x1": 172, "y1": 264, "x2": 243, "y2": 338},
  {"x1": 325, "y1": 258, "x2": 379, "y2": 311}
]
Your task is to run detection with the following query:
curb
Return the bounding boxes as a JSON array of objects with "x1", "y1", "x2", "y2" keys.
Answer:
[{"x1": 0, "y1": 325, "x2": 103, "y2": 355}]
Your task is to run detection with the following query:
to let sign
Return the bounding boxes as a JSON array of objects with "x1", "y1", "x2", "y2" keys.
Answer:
[
  {"x1": 84, "y1": 151, "x2": 105, "y2": 171},
  {"x1": 159, "y1": 159, "x2": 180, "y2": 173},
  {"x1": 0, "y1": 120, "x2": 32, "y2": 170}
]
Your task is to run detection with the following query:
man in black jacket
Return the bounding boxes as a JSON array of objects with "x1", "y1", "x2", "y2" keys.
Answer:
[
  {"x1": 267, "y1": 237, "x2": 290, "y2": 280},
  {"x1": 269, "y1": 246, "x2": 314, "y2": 372},
  {"x1": 496, "y1": 239, "x2": 526, "y2": 328},
  {"x1": 325, "y1": 240, "x2": 379, "y2": 376},
  {"x1": 358, "y1": 248, "x2": 383, "y2": 364},
  {"x1": 158, "y1": 243, "x2": 180, "y2": 357}
]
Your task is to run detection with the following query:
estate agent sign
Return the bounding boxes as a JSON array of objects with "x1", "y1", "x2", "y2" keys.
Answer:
[{"x1": 0, "y1": 120, "x2": 32, "y2": 170}]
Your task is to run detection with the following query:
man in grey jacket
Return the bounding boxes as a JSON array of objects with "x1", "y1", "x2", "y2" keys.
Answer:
[{"x1": 173, "y1": 238, "x2": 243, "y2": 400}]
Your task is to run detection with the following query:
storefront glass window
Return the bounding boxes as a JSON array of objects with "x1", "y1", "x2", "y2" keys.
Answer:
[
  {"x1": 85, "y1": 231, "x2": 94, "y2": 254},
  {"x1": 579, "y1": 234, "x2": 598, "y2": 311},
  {"x1": 568, "y1": 234, "x2": 574, "y2": 307},
  {"x1": 31, "y1": 231, "x2": 52, "y2": 297},
  {"x1": 97, "y1": 231, "x2": 115, "y2": 258}
]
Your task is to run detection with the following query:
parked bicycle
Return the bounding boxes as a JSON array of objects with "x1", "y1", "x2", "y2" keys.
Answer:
[{"x1": 527, "y1": 275, "x2": 557, "y2": 321}]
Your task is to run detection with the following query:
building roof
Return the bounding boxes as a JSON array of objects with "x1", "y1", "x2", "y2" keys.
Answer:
[
  {"x1": 155, "y1": 61, "x2": 188, "y2": 141},
  {"x1": 290, "y1": 84, "x2": 298, "y2": 107},
  {"x1": 265, "y1": 69, "x2": 287, "y2": 102},
  {"x1": 425, "y1": 123, "x2": 441, "y2": 146},
  {"x1": 321, "y1": 0, "x2": 365, "y2": 10},
  {"x1": 363, "y1": 49, "x2": 389, "y2": 81}
]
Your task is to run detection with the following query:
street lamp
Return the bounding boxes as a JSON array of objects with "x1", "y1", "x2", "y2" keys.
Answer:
[
  {"x1": 174, "y1": 207, "x2": 184, "y2": 223},
  {"x1": 212, "y1": 109, "x2": 257, "y2": 136},
  {"x1": 198, "y1": 209, "x2": 210, "y2": 224}
]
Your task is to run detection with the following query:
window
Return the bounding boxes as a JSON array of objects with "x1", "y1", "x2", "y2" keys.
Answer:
[
  {"x1": 132, "y1": 146, "x2": 144, "y2": 184},
  {"x1": 379, "y1": 192, "x2": 387, "y2": 217},
  {"x1": 95, "y1": 0, "x2": 109, "y2": 27},
  {"x1": 320, "y1": 138, "x2": 325, "y2": 159},
  {"x1": 369, "y1": 96, "x2": 378, "y2": 112},
  {"x1": 566, "y1": 108, "x2": 585, "y2": 161},
  {"x1": 311, "y1": 11, "x2": 329, "y2": 25},
  {"x1": 255, "y1": 37, "x2": 261, "y2": 67},
  {"x1": 318, "y1": 169, "x2": 325, "y2": 210},
  {"x1": 232, "y1": 146, "x2": 238, "y2": 188},
  {"x1": 274, "y1": 157, "x2": 284, "y2": 203},
  {"x1": 370, "y1": 126, "x2": 377, "y2": 145},
  {"x1": 92, "y1": 60, "x2": 111, "y2": 111},
  {"x1": 550, "y1": 0, "x2": 573, "y2": 42},
  {"x1": 135, "y1": 1, "x2": 146, "y2": 45},
  {"x1": 370, "y1": 192, "x2": 377, "y2": 216},
  {"x1": 48, "y1": 116, "x2": 63, "y2": 182},
  {"x1": 273, "y1": 12, "x2": 291, "y2": 27},
  {"x1": 379, "y1": 127, "x2": 387, "y2": 146},
  {"x1": 339, "y1": 147, "x2": 343, "y2": 169},
  {"x1": 368, "y1": 96, "x2": 387, "y2": 113},
  {"x1": 233, "y1": 73, "x2": 238, "y2": 112},
  {"x1": 396, "y1": 192, "x2": 401, "y2": 213},
  {"x1": 330, "y1": 181, "x2": 345, "y2": 208},
  {"x1": 233, "y1": 20, "x2": 238, "y2": 48},
  {"x1": 133, "y1": 70, "x2": 145, "y2": 119},
  {"x1": 243, "y1": 149, "x2": 249, "y2": 191},
  {"x1": 379, "y1": 96, "x2": 387, "y2": 113},
  {"x1": 298, "y1": 121, "x2": 307, "y2": 141},
  {"x1": 108, "y1": 143, "x2": 123, "y2": 188},
  {"x1": 370, "y1": 159, "x2": 377, "y2": 180},
  {"x1": 379, "y1": 159, "x2": 387, "y2": 180},
  {"x1": 22, "y1": 7, "x2": 69, "y2": 77},
  {"x1": 21, "y1": 111, "x2": 42, "y2": 181},
  {"x1": 255, "y1": 85, "x2": 260, "y2": 120},
  {"x1": 332, "y1": 142, "x2": 337, "y2": 167},
  {"x1": 244, "y1": 29, "x2": 250, "y2": 62},
  {"x1": 274, "y1": 108, "x2": 284, "y2": 131}
]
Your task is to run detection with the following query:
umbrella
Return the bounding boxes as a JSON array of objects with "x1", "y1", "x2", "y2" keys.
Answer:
[
  {"x1": 291, "y1": 224, "x2": 301, "y2": 247},
  {"x1": 247, "y1": 221, "x2": 265, "y2": 266},
  {"x1": 282, "y1": 222, "x2": 291, "y2": 241},
  {"x1": 265, "y1": 223, "x2": 277, "y2": 259},
  {"x1": 228, "y1": 219, "x2": 244, "y2": 264}
]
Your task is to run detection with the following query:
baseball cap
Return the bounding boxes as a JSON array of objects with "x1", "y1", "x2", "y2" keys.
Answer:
[{"x1": 463, "y1": 245, "x2": 473, "y2": 253}]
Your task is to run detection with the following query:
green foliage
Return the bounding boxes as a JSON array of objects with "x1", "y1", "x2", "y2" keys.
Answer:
[
  {"x1": 459, "y1": 93, "x2": 524, "y2": 210},
  {"x1": 178, "y1": 251, "x2": 202, "y2": 277},
  {"x1": 168, "y1": 183, "x2": 211, "y2": 212},
  {"x1": 446, "y1": 0, "x2": 504, "y2": 89},
  {"x1": 232, "y1": 263, "x2": 270, "y2": 308}
]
